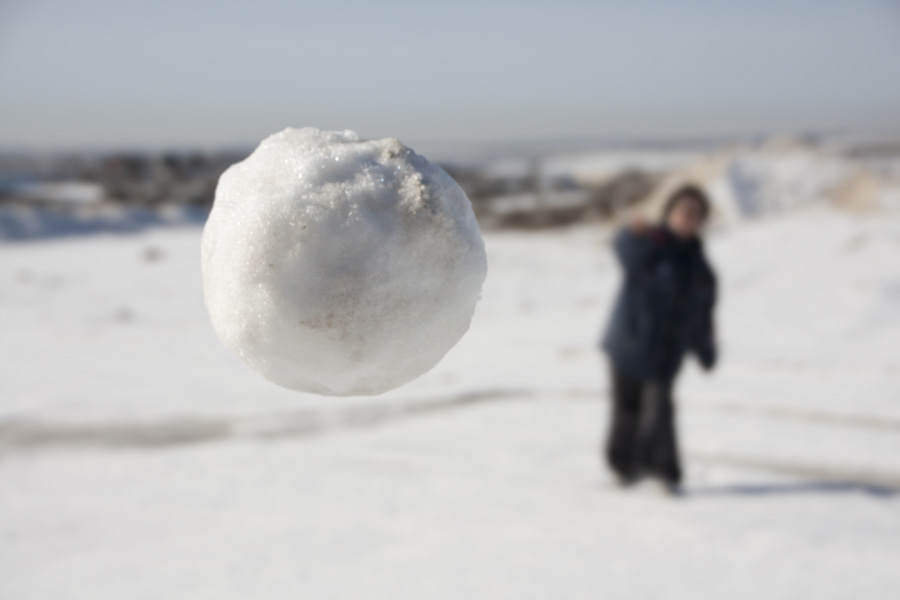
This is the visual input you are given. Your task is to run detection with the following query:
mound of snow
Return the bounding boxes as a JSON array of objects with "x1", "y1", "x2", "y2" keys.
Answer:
[
  {"x1": 202, "y1": 128, "x2": 487, "y2": 396},
  {"x1": 645, "y1": 143, "x2": 873, "y2": 225},
  {"x1": 717, "y1": 147, "x2": 852, "y2": 219}
]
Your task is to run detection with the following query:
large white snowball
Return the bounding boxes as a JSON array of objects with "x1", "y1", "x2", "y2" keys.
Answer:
[{"x1": 202, "y1": 128, "x2": 487, "y2": 396}]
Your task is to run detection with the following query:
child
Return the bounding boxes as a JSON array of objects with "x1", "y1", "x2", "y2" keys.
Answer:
[{"x1": 600, "y1": 185, "x2": 717, "y2": 493}]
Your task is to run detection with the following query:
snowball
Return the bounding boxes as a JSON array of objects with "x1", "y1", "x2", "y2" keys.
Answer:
[{"x1": 201, "y1": 128, "x2": 487, "y2": 396}]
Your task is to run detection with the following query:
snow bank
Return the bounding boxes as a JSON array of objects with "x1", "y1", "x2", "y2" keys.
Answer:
[
  {"x1": 714, "y1": 147, "x2": 852, "y2": 220},
  {"x1": 201, "y1": 128, "x2": 487, "y2": 396},
  {"x1": 644, "y1": 143, "x2": 898, "y2": 225}
]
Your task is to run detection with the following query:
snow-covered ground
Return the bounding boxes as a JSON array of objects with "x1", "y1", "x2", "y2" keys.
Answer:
[{"x1": 1, "y1": 204, "x2": 899, "y2": 599}]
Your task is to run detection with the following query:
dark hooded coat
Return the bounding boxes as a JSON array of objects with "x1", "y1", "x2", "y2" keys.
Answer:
[{"x1": 601, "y1": 225, "x2": 717, "y2": 382}]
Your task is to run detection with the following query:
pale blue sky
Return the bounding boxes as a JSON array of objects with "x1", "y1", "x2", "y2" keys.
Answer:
[{"x1": 1, "y1": 0, "x2": 898, "y2": 149}]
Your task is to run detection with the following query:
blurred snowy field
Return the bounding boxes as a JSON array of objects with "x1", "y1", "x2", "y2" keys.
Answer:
[{"x1": 1, "y1": 205, "x2": 899, "y2": 599}]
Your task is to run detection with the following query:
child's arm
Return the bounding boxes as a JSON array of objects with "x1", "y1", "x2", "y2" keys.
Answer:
[
  {"x1": 690, "y1": 259, "x2": 718, "y2": 371},
  {"x1": 612, "y1": 221, "x2": 660, "y2": 274}
]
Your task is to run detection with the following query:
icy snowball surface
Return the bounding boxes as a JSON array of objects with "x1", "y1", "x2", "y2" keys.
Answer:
[{"x1": 202, "y1": 128, "x2": 487, "y2": 396}]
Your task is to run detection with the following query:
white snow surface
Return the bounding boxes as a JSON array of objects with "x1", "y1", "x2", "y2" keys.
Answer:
[
  {"x1": 202, "y1": 128, "x2": 487, "y2": 396},
  {"x1": 1, "y1": 204, "x2": 900, "y2": 599}
]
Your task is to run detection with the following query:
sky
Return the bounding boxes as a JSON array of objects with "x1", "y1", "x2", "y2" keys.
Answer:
[{"x1": 1, "y1": 0, "x2": 899, "y2": 150}]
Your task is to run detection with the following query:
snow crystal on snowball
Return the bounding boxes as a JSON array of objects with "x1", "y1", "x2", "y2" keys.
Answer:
[{"x1": 201, "y1": 128, "x2": 487, "y2": 396}]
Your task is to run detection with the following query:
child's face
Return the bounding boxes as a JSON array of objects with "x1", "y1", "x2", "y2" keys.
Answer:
[{"x1": 666, "y1": 196, "x2": 706, "y2": 239}]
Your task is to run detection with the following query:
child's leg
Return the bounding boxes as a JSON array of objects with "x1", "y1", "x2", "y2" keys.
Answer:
[
  {"x1": 605, "y1": 363, "x2": 642, "y2": 482},
  {"x1": 637, "y1": 379, "x2": 682, "y2": 485}
]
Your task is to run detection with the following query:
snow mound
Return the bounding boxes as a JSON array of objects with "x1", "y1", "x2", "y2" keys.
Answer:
[
  {"x1": 643, "y1": 143, "x2": 890, "y2": 225},
  {"x1": 201, "y1": 128, "x2": 487, "y2": 396},
  {"x1": 712, "y1": 147, "x2": 852, "y2": 221}
]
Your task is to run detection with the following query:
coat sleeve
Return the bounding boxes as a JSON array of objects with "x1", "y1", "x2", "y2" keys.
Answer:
[
  {"x1": 612, "y1": 227, "x2": 659, "y2": 275},
  {"x1": 692, "y1": 320, "x2": 717, "y2": 370},
  {"x1": 690, "y1": 257, "x2": 718, "y2": 370}
]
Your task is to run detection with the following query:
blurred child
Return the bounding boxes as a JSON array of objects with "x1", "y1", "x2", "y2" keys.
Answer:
[{"x1": 600, "y1": 185, "x2": 717, "y2": 494}]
